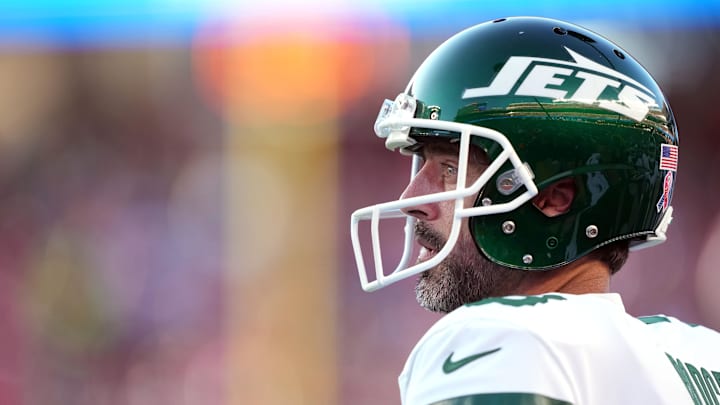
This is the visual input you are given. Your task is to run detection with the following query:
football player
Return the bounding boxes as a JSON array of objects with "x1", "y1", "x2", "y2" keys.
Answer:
[{"x1": 350, "y1": 16, "x2": 720, "y2": 404}]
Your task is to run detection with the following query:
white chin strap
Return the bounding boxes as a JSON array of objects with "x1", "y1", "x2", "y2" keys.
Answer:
[
  {"x1": 350, "y1": 95, "x2": 538, "y2": 292},
  {"x1": 629, "y1": 206, "x2": 673, "y2": 251}
]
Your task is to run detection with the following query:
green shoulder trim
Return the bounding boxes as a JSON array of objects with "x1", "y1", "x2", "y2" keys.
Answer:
[
  {"x1": 638, "y1": 315, "x2": 670, "y2": 325},
  {"x1": 430, "y1": 392, "x2": 572, "y2": 405},
  {"x1": 466, "y1": 294, "x2": 566, "y2": 308},
  {"x1": 639, "y1": 315, "x2": 700, "y2": 327}
]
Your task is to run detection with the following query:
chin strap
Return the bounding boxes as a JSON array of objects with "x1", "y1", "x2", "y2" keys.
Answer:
[{"x1": 630, "y1": 206, "x2": 673, "y2": 251}]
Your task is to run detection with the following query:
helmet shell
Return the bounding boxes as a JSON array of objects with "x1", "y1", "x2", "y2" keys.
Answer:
[{"x1": 405, "y1": 17, "x2": 678, "y2": 269}]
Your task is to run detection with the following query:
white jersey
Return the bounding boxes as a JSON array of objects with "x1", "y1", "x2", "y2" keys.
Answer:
[{"x1": 399, "y1": 293, "x2": 720, "y2": 405}]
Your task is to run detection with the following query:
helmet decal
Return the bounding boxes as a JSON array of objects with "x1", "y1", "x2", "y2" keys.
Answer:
[
  {"x1": 659, "y1": 144, "x2": 679, "y2": 172},
  {"x1": 462, "y1": 47, "x2": 658, "y2": 121},
  {"x1": 656, "y1": 171, "x2": 674, "y2": 213}
]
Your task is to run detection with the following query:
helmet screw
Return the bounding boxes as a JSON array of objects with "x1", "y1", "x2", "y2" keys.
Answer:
[
  {"x1": 585, "y1": 225, "x2": 599, "y2": 239},
  {"x1": 499, "y1": 178, "x2": 514, "y2": 192},
  {"x1": 481, "y1": 197, "x2": 492, "y2": 206},
  {"x1": 502, "y1": 221, "x2": 516, "y2": 234},
  {"x1": 522, "y1": 254, "x2": 533, "y2": 264}
]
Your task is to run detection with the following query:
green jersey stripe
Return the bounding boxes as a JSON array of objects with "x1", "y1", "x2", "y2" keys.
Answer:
[{"x1": 429, "y1": 392, "x2": 572, "y2": 405}]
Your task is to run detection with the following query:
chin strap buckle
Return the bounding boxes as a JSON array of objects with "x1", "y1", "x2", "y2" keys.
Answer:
[{"x1": 630, "y1": 206, "x2": 673, "y2": 251}]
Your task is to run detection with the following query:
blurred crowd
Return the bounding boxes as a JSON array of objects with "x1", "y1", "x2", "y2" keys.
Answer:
[{"x1": 0, "y1": 49, "x2": 224, "y2": 404}]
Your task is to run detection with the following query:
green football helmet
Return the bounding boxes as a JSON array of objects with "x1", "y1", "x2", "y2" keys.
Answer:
[{"x1": 350, "y1": 16, "x2": 678, "y2": 292}]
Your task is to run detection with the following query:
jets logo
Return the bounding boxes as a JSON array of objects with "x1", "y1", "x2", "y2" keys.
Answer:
[{"x1": 462, "y1": 47, "x2": 658, "y2": 122}]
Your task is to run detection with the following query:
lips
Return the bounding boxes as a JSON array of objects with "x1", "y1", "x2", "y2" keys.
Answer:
[
  {"x1": 416, "y1": 237, "x2": 439, "y2": 262},
  {"x1": 414, "y1": 222, "x2": 445, "y2": 263}
]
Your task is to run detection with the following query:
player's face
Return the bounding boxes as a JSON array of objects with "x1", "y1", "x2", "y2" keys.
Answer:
[{"x1": 400, "y1": 139, "x2": 531, "y2": 313}]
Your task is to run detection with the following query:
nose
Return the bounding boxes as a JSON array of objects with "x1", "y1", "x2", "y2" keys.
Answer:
[{"x1": 399, "y1": 164, "x2": 441, "y2": 221}]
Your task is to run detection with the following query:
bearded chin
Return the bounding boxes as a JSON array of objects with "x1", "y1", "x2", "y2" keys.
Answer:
[{"x1": 415, "y1": 234, "x2": 527, "y2": 313}]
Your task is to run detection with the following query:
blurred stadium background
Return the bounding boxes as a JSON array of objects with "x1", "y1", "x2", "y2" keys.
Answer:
[{"x1": 0, "y1": 0, "x2": 718, "y2": 404}]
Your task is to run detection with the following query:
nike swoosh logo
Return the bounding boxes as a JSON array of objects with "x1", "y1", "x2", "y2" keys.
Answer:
[{"x1": 442, "y1": 347, "x2": 502, "y2": 374}]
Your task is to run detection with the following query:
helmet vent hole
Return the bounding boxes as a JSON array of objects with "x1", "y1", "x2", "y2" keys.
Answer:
[
  {"x1": 567, "y1": 30, "x2": 596, "y2": 43},
  {"x1": 546, "y1": 237, "x2": 559, "y2": 249},
  {"x1": 613, "y1": 49, "x2": 625, "y2": 59},
  {"x1": 493, "y1": 18, "x2": 507, "y2": 23},
  {"x1": 553, "y1": 27, "x2": 567, "y2": 35}
]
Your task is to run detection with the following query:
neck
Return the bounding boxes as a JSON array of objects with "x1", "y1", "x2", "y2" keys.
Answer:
[{"x1": 516, "y1": 257, "x2": 611, "y2": 296}]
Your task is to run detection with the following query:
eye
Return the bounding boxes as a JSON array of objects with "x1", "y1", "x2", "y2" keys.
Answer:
[{"x1": 441, "y1": 163, "x2": 458, "y2": 180}]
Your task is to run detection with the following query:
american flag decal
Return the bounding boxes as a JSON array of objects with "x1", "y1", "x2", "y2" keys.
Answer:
[{"x1": 659, "y1": 144, "x2": 678, "y2": 172}]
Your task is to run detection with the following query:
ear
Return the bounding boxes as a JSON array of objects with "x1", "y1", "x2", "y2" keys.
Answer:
[{"x1": 532, "y1": 178, "x2": 576, "y2": 217}]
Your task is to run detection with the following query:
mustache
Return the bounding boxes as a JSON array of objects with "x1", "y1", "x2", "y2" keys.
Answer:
[{"x1": 414, "y1": 221, "x2": 446, "y2": 251}]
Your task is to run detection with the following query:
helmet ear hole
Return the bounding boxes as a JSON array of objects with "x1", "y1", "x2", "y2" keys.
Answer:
[{"x1": 532, "y1": 178, "x2": 576, "y2": 218}]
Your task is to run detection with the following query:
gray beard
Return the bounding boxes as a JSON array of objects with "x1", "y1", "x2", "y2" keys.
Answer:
[{"x1": 414, "y1": 221, "x2": 530, "y2": 313}]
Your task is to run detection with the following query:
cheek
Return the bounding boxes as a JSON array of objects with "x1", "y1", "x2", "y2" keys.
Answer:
[
  {"x1": 463, "y1": 193, "x2": 477, "y2": 207},
  {"x1": 438, "y1": 193, "x2": 478, "y2": 228},
  {"x1": 437, "y1": 198, "x2": 455, "y2": 213},
  {"x1": 440, "y1": 191, "x2": 478, "y2": 211},
  {"x1": 456, "y1": 221, "x2": 484, "y2": 263},
  {"x1": 459, "y1": 218, "x2": 474, "y2": 241}
]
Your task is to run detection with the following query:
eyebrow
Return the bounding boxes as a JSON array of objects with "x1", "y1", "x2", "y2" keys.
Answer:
[
  {"x1": 412, "y1": 139, "x2": 489, "y2": 165},
  {"x1": 418, "y1": 142, "x2": 458, "y2": 158}
]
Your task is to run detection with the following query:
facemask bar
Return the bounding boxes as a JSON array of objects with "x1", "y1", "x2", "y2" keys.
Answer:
[{"x1": 350, "y1": 94, "x2": 538, "y2": 292}]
